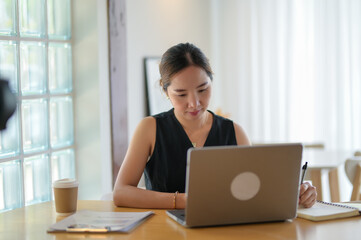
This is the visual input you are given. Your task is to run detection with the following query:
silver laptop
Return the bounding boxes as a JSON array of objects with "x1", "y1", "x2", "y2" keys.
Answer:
[{"x1": 166, "y1": 143, "x2": 303, "y2": 227}]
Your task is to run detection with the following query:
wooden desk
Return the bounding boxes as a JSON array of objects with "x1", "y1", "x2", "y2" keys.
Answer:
[
  {"x1": 303, "y1": 149, "x2": 353, "y2": 202},
  {"x1": 1, "y1": 200, "x2": 361, "y2": 240}
]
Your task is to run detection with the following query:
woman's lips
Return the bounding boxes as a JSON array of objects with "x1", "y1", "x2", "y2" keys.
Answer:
[{"x1": 189, "y1": 110, "x2": 200, "y2": 116}]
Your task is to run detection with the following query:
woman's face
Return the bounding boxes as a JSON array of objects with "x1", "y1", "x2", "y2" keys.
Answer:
[{"x1": 166, "y1": 66, "x2": 212, "y2": 121}]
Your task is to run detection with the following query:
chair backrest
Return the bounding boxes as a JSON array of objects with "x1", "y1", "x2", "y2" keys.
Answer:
[
  {"x1": 251, "y1": 142, "x2": 325, "y2": 149},
  {"x1": 344, "y1": 156, "x2": 361, "y2": 201},
  {"x1": 345, "y1": 157, "x2": 361, "y2": 182},
  {"x1": 303, "y1": 143, "x2": 325, "y2": 149}
]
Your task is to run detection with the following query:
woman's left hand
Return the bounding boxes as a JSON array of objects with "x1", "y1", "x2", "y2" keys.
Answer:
[{"x1": 299, "y1": 182, "x2": 317, "y2": 208}]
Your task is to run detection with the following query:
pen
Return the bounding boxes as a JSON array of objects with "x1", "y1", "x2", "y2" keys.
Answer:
[
  {"x1": 300, "y1": 162, "x2": 308, "y2": 185},
  {"x1": 66, "y1": 224, "x2": 111, "y2": 232}
]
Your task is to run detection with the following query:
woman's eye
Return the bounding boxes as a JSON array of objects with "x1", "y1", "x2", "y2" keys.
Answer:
[
  {"x1": 199, "y1": 88, "x2": 208, "y2": 93},
  {"x1": 178, "y1": 94, "x2": 186, "y2": 97}
]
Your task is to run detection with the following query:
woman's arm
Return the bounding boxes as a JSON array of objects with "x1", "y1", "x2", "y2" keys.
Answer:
[{"x1": 113, "y1": 117, "x2": 186, "y2": 209}]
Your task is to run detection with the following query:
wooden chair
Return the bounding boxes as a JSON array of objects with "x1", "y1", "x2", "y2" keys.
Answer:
[
  {"x1": 251, "y1": 142, "x2": 325, "y2": 148},
  {"x1": 344, "y1": 153, "x2": 361, "y2": 201},
  {"x1": 303, "y1": 143, "x2": 325, "y2": 149}
]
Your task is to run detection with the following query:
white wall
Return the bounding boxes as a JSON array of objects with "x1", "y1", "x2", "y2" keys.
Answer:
[{"x1": 72, "y1": 0, "x2": 112, "y2": 200}]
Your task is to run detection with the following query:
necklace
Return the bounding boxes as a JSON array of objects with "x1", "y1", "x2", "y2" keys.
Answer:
[{"x1": 192, "y1": 142, "x2": 197, "y2": 148}]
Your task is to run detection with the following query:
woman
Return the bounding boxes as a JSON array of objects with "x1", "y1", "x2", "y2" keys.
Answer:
[{"x1": 113, "y1": 43, "x2": 316, "y2": 209}]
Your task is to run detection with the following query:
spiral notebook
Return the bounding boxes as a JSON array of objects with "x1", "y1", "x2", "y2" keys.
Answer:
[{"x1": 297, "y1": 201, "x2": 360, "y2": 221}]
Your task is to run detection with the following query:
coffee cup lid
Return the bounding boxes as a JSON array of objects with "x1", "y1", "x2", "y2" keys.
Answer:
[{"x1": 53, "y1": 178, "x2": 79, "y2": 188}]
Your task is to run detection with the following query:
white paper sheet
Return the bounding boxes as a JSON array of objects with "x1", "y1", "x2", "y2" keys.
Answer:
[{"x1": 48, "y1": 210, "x2": 154, "y2": 233}]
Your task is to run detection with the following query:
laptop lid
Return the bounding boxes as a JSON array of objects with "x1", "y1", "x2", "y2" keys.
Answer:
[{"x1": 183, "y1": 143, "x2": 303, "y2": 227}]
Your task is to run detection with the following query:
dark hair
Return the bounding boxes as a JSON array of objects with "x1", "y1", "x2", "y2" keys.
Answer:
[{"x1": 159, "y1": 43, "x2": 213, "y2": 92}]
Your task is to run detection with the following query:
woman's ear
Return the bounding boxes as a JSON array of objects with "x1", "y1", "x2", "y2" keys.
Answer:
[{"x1": 161, "y1": 82, "x2": 168, "y2": 96}]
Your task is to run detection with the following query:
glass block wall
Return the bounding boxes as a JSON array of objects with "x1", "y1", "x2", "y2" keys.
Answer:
[{"x1": 0, "y1": 0, "x2": 75, "y2": 212}]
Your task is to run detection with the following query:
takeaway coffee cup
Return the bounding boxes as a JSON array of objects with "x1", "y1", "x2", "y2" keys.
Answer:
[{"x1": 53, "y1": 178, "x2": 79, "y2": 216}]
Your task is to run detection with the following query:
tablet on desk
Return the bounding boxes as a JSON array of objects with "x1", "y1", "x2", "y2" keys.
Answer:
[{"x1": 167, "y1": 143, "x2": 303, "y2": 227}]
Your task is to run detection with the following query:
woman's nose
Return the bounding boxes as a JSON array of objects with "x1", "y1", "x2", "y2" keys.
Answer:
[{"x1": 188, "y1": 93, "x2": 200, "y2": 108}]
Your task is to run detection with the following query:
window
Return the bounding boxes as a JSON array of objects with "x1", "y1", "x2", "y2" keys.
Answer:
[{"x1": 0, "y1": 0, "x2": 75, "y2": 212}]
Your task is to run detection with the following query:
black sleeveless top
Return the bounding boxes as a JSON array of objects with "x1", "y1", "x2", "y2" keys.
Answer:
[{"x1": 144, "y1": 109, "x2": 237, "y2": 193}]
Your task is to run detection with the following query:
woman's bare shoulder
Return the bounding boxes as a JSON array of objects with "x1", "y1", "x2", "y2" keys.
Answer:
[
  {"x1": 130, "y1": 116, "x2": 157, "y2": 154},
  {"x1": 139, "y1": 116, "x2": 156, "y2": 127},
  {"x1": 233, "y1": 122, "x2": 251, "y2": 146},
  {"x1": 132, "y1": 117, "x2": 156, "y2": 142}
]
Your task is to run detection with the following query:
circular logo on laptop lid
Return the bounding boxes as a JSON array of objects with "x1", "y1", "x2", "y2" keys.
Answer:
[{"x1": 230, "y1": 172, "x2": 261, "y2": 201}]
